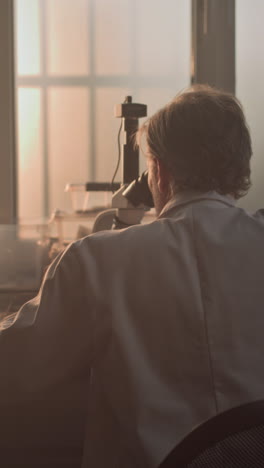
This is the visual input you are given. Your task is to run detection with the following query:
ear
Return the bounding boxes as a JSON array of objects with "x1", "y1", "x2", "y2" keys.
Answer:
[{"x1": 156, "y1": 159, "x2": 171, "y2": 195}]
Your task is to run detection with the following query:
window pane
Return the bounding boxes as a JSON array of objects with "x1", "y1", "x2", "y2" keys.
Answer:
[
  {"x1": 236, "y1": 0, "x2": 264, "y2": 211},
  {"x1": 15, "y1": 0, "x2": 191, "y2": 220},
  {"x1": 15, "y1": 0, "x2": 41, "y2": 76},
  {"x1": 17, "y1": 88, "x2": 43, "y2": 219},
  {"x1": 48, "y1": 88, "x2": 90, "y2": 212},
  {"x1": 46, "y1": 0, "x2": 90, "y2": 75},
  {"x1": 95, "y1": 0, "x2": 131, "y2": 75}
]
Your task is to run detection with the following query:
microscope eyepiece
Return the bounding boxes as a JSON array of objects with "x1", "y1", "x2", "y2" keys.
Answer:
[{"x1": 122, "y1": 171, "x2": 154, "y2": 208}]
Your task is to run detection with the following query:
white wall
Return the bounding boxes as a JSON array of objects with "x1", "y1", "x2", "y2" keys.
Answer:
[{"x1": 236, "y1": 0, "x2": 264, "y2": 211}]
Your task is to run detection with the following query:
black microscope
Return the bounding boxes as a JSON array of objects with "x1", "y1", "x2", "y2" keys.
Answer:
[{"x1": 91, "y1": 96, "x2": 154, "y2": 232}]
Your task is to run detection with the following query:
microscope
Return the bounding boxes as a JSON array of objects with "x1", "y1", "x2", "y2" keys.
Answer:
[
  {"x1": 50, "y1": 96, "x2": 154, "y2": 246},
  {"x1": 91, "y1": 96, "x2": 154, "y2": 233}
]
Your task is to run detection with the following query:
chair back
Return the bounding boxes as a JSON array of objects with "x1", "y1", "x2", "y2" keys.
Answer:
[{"x1": 159, "y1": 400, "x2": 264, "y2": 468}]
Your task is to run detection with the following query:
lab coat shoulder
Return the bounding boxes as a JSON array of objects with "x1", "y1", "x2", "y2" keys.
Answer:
[
  {"x1": 73, "y1": 205, "x2": 200, "y2": 330},
  {"x1": 75, "y1": 205, "x2": 194, "y2": 269}
]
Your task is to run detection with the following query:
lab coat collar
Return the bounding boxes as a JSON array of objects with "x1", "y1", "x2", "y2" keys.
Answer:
[{"x1": 158, "y1": 191, "x2": 237, "y2": 219}]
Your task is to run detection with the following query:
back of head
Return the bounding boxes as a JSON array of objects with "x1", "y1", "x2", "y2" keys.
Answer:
[{"x1": 142, "y1": 85, "x2": 252, "y2": 199}]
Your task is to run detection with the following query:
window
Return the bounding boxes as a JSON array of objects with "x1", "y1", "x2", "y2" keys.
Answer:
[{"x1": 15, "y1": 0, "x2": 191, "y2": 220}]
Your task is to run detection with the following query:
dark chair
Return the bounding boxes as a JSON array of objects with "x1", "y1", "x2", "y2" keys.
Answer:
[{"x1": 159, "y1": 400, "x2": 264, "y2": 468}]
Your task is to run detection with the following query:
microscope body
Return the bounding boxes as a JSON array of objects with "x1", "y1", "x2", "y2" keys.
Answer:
[{"x1": 92, "y1": 96, "x2": 153, "y2": 233}]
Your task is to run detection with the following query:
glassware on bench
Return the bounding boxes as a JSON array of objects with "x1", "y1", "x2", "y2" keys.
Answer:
[{"x1": 65, "y1": 183, "x2": 113, "y2": 213}]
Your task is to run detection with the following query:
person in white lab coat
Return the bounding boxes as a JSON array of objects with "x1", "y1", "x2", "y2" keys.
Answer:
[{"x1": 0, "y1": 85, "x2": 264, "y2": 468}]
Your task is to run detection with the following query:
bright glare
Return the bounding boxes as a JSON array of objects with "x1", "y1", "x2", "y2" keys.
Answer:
[
  {"x1": 17, "y1": 88, "x2": 42, "y2": 170},
  {"x1": 17, "y1": 88, "x2": 44, "y2": 218},
  {"x1": 15, "y1": 0, "x2": 41, "y2": 76}
]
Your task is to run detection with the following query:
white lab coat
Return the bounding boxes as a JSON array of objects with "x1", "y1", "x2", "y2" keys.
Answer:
[{"x1": 0, "y1": 191, "x2": 264, "y2": 468}]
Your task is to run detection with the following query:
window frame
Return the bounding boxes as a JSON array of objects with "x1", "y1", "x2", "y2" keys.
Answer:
[
  {"x1": 192, "y1": 0, "x2": 235, "y2": 93},
  {"x1": 0, "y1": 0, "x2": 17, "y2": 224},
  {"x1": 0, "y1": 0, "x2": 236, "y2": 223}
]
